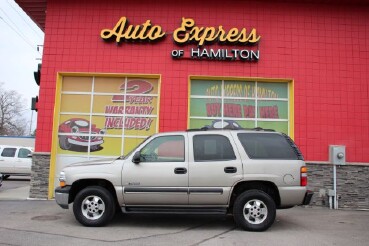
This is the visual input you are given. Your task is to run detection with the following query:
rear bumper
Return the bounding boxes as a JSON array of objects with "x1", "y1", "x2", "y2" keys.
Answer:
[
  {"x1": 302, "y1": 190, "x2": 314, "y2": 205},
  {"x1": 55, "y1": 186, "x2": 71, "y2": 209}
]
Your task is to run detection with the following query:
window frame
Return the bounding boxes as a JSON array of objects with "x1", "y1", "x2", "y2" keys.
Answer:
[
  {"x1": 18, "y1": 148, "x2": 31, "y2": 158},
  {"x1": 139, "y1": 135, "x2": 186, "y2": 163},
  {"x1": 193, "y1": 134, "x2": 236, "y2": 162},
  {"x1": 237, "y1": 132, "x2": 299, "y2": 160}
]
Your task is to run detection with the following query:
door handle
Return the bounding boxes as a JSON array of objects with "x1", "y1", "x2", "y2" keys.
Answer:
[
  {"x1": 174, "y1": 167, "x2": 187, "y2": 174},
  {"x1": 224, "y1": 166, "x2": 237, "y2": 173}
]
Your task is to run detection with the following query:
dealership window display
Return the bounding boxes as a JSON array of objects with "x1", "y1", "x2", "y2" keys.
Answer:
[
  {"x1": 57, "y1": 75, "x2": 159, "y2": 156},
  {"x1": 189, "y1": 78, "x2": 292, "y2": 135},
  {"x1": 52, "y1": 74, "x2": 160, "y2": 188}
]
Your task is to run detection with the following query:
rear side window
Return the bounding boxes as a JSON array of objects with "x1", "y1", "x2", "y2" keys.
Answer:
[
  {"x1": 193, "y1": 135, "x2": 236, "y2": 161},
  {"x1": 238, "y1": 133, "x2": 299, "y2": 160},
  {"x1": 1, "y1": 148, "x2": 17, "y2": 157}
]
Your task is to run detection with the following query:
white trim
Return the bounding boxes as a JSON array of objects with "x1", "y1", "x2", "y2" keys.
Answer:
[
  {"x1": 61, "y1": 91, "x2": 158, "y2": 97},
  {"x1": 255, "y1": 81, "x2": 258, "y2": 128},
  {"x1": 189, "y1": 116, "x2": 288, "y2": 122},
  {"x1": 121, "y1": 77, "x2": 127, "y2": 156},
  {"x1": 190, "y1": 95, "x2": 288, "y2": 101},
  {"x1": 59, "y1": 112, "x2": 158, "y2": 118}
]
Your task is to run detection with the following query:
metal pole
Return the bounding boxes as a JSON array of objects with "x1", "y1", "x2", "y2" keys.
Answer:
[
  {"x1": 333, "y1": 164, "x2": 338, "y2": 209},
  {"x1": 29, "y1": 110, "x2": 34, "y2": 135}
]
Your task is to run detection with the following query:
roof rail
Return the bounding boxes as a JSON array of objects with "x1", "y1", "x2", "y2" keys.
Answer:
[
  {"x1": 250, "y1": 127, "x2": 275, "y2": 132},
  {"x1": 186, "y1": 127, "x2": 275, "y2": 132}
]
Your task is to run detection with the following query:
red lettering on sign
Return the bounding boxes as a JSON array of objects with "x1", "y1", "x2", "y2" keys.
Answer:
[
  {"x1": 206, "y1": 103, "x2": 221, "y2": 117},
  {"x1": 104, "y1": 117, "x2": 153, "y2": 130},
  {"x1": 259, "y1": 105, "x2": 279, "y2": 118},
  {"x1": 224, "y1": 103, "x2": 242, "y2": 117},
  {"x1": 112, "y1": 80, "x2": 154, "y2": 102},
  {"x1": 243, "y1": 105, "x2": 255, "y2": 118}
]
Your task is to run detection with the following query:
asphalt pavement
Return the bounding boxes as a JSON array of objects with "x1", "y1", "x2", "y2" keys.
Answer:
[{"x1": 0, "y1": 178, "x2": 368, "y2": 246}]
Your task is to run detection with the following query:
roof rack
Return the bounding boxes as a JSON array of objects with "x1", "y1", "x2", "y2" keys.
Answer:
[{"x1": 186, "y1": 127, "x2": 275, "y2": 132}]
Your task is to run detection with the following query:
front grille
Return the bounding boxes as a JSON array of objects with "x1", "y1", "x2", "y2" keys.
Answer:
[{"x1": 78, "y1": 132, "x2": 98, "y2": 141}]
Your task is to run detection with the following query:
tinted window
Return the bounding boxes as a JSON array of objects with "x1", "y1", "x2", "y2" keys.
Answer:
[
  {"x1": 140, "y1": 135, "x2": 185, "y2": 162},
  {"x1": 238, "y1": 133, "x2": 298, "y2": 160},
  {"x1": 193, "y1": 135, "x2": 236, "y2": 161},
  {"x1": 18, "y1": 148, "x2": 31, "y2": 158},
  {"x1": 1, "y1": 148, "x2": 16, "y2": 157}
]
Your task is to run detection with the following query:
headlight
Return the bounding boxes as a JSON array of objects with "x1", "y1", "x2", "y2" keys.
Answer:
[
  {"x1": 71, "y1": 126, "x2": 79, "y2": 133},
  {"x1": 59, "y1": 171, "x2": 66, "y2": 187}
]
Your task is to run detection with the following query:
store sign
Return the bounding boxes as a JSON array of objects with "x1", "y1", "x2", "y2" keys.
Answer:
[
  {"x1": 101, "y1": 17, "x2": 261, "y2": 61},
  {"x1": 101, "y1": 17, "x2": 166, "y2": 42}
]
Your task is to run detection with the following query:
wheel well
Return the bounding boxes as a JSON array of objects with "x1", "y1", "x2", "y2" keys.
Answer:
[
  {"x1": 229, "y1": 181, "x2": 281, "y2": 211},
  {"x1": 68, "y1": 179, "x2": 118, "y2": 206}
]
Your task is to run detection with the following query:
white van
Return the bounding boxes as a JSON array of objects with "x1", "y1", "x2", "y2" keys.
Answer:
[{"x1": 0, "y1": 145, "x2": 33, "y2": 179}]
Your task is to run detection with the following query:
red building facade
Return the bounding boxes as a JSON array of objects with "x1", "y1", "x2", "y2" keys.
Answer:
[{"x1": 16, "y1": 0, "x2": 369, "y2": 198}]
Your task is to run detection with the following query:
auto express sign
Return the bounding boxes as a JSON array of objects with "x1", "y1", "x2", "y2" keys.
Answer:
[{"x1": 100, "y1": 17, "x2": 261, "y2": 62}]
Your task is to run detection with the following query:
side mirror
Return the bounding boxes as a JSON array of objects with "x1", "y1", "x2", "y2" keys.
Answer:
[
  {"x1": 27, "y1": 154, "x2": 33, "y2": 158},
  {"x1": 132, "y1": 152, "x2": 141, "y2": 164}
]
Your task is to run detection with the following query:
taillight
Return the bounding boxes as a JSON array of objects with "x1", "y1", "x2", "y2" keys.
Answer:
[{"x1": 301, "y1": 166, "x2": 307, "y2": 186}]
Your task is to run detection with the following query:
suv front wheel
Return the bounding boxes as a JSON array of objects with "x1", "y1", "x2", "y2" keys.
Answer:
[
  {"x1": 73, "y1": 186, "x2": 116, "y2": 227},
  {"x1": 233, "y1": 190, "x2": 276, "y2": 231}
]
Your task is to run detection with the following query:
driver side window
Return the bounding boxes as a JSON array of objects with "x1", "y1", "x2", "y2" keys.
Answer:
[{"x1": 140, "y1": 135, "x2": 185, "y2": 162}]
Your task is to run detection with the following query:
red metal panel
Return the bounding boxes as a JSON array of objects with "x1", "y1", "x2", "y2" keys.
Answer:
[{"x1": 35, "y1": 0, "x2": 369, "y2": 163}]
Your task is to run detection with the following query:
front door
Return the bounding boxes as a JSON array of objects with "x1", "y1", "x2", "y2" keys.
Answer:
[
  {"x1": 122, "y1": 134, "x2": 189, "y2": 205},
  {"x1": 15, "y1": 148, "x2": 32, "y2": 174}
]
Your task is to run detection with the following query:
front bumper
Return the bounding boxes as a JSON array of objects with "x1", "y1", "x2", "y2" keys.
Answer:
[
  {"x1": 302, "y1": 190, "x2": 314, "y2": 205},
  {"x1": 55, "y1": 186, "x2": 71, "y2": 209}
]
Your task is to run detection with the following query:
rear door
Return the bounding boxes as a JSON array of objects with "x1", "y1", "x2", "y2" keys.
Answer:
[{"x1": 187, "y1": 131, "x2": 243, "y2": 205}]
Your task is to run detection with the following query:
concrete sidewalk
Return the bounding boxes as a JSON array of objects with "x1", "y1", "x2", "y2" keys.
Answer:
[
  {"x1": 0, "y1": 185, "x2": 30, "y2": 200},
  {"x1": 0, "y1": 201, "x2": 368, "y2": 246}
]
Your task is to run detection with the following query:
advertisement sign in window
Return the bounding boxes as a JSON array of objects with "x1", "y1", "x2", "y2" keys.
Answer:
[{"x1": 189, "y1": 78, "x2": 291, "y2": 135}]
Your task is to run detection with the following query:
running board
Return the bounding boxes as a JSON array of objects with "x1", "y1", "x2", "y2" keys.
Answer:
[{"x1": 122, "y1": 206, "x2": 228, "y2": 215}]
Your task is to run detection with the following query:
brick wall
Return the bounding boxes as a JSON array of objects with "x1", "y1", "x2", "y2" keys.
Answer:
[
  {"x1": 307, "y1": 163, "x2": 369, "y2": 209},
  {"x1": 29, "y1": 153, "x2": 50, "y2": 199}
]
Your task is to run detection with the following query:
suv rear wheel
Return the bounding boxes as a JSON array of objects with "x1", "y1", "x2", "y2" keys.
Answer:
[
  {"x1": 73, "y1": 186, "x2": 116, "y2": 227},
  {"x1": 233, "y1": 190, "x2": 276, "y2": 231}
]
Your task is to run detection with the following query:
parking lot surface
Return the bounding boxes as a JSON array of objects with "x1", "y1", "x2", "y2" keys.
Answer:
[
  {"x1": 0, "y1": 176, "x2": 30, "y2": 200},
  {"x1": 0, "y1": 199, "x2": 368, "y2": 246}
]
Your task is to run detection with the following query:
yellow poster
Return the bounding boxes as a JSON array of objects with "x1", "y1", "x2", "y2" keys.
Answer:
[{"x1": 57, "y1": 76, "x2": 159, "y2": 156}]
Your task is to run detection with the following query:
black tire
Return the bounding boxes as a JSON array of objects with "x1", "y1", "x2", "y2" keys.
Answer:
[
  {"x1": 59, "y1": 136, "x2": 72, "y2": 150},
  {"x1": 73, "y1": 186, "x2": 116, "y2": 227},
  {"x1": 233, "y1": 190, "x2": 276, "y2": 231}
]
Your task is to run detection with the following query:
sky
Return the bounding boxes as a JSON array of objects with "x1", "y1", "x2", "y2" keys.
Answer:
[{"x1": 0, "y1": 0, "x2": 44, "y2": 135}]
